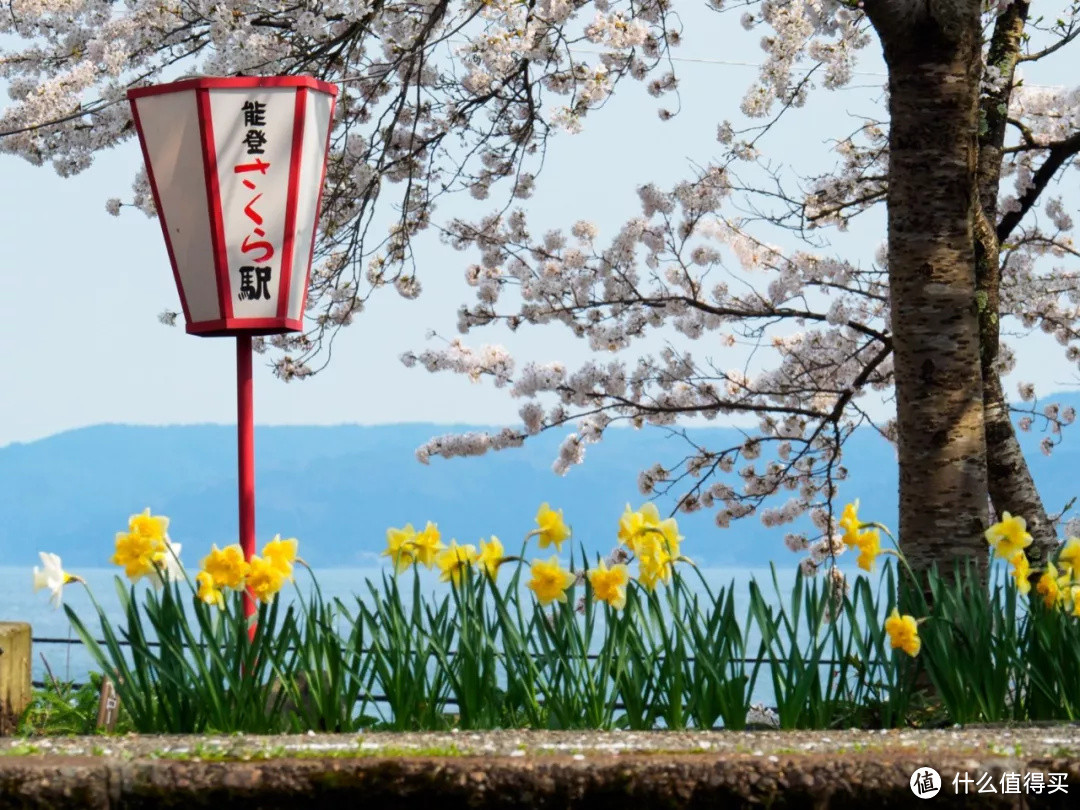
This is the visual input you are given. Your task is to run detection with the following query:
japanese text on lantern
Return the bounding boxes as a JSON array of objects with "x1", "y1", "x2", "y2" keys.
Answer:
[{"x1": 234, "y1": 100, "x2": 274, "y2": 302}]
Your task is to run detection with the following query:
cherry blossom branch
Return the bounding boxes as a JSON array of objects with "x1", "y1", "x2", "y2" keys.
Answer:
[{"x1": 997, "y1": 131, "x2": 1080, "y2": 243}]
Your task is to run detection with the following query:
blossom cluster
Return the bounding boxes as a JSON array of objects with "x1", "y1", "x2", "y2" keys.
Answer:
[
  {"x1": 7, "y1": 1, "x2": 1080, "y2": 567},
  {"x1": 416, "y1": 162, "x2": 892, "y2": 549},
  {"x1": 0, "y1": 0, "x2": 689, "y2": 383},
  {"x1": 410, "y1": 3, "x2": 1080, "y2": 554}
]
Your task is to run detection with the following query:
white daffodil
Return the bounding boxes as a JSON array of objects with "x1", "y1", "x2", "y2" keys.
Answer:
[
  {"x1": 32, "y1": 552, "x2": 80, "y2": 609},
  {"x1": 151, "y1": 539, "x2": 184, "y2": 588}
]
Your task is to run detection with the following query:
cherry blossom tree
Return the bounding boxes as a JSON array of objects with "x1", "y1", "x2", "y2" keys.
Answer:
[
  {"x1": 2, "y1": 0, "x2": 1077, "y2": 572},
  {"x1": 404, "y1": 0, "x2": 1080, "y2": 573}
]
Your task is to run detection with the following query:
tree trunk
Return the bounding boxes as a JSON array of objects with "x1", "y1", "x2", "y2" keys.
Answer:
[
  {"x1": 866, "y1": 0, "x2": 988, "y2": 574},
  {"x1": 972, "y1": 0, "x2": 1057, "y2": 566},
  {"x1": 983, "y1": 368, "x2": 1057, "y2": 564}
]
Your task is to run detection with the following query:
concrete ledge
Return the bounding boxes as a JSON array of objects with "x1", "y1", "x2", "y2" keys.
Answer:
[{"x1": 1, "y1": 728, "x2": 1079, "y2": 808}]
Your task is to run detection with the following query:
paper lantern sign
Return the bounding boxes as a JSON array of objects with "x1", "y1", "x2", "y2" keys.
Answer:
[{"x1": 128, "y1": 77, "x2": 338, "y2": 336}]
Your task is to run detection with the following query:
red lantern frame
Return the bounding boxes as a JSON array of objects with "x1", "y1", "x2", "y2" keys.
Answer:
[{"x1": 129, "y1": 76, "x2": 338, "y2": 336}]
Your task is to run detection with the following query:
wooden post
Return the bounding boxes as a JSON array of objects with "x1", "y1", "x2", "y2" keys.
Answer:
[
  {"x1": 0, "y1": 623, "x2": 31, "y2": 735},
  {"x1": 96, "y1": 677, "x2": 121, "y2": 732}
]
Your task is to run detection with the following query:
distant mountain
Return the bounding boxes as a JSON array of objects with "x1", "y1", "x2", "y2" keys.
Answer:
[{"x1": 4, "y1": 393, "x2": 1080, "y2": 569}]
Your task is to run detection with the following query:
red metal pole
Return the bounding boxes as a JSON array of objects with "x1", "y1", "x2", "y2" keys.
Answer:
[{"x1": 237, "y1": 334, "x2": 256, "y2": 630}]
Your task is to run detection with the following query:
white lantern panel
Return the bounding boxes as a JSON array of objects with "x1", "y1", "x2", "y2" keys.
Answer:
[
  {"x1": 209, "y1": 88, "x2": 295, "y2": 321},
  {"x1": 286, "y1": 89, "x2": 334, "y2": 322},
  {"x1": 132, "y1": 90, "x2": 221, "y2": 324},
  {"x1": 130, "y1": 76, "x2": 337, "y2": 335}
]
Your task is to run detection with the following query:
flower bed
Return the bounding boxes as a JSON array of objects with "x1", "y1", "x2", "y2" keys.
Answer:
[{"x1": 28, "y1": 502, "x2": 1080, "y2": 734}]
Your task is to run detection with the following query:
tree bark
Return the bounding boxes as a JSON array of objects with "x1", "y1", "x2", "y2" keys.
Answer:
[
  {"x1": 973, "y1": 0, "x2": 1057, "y2": 566},
  {"x1": 982, "y1": 369, "x2": 1056, "y2": 561},
  {"x1": 866, "y1": 0, "x2": 988, "y2": 574}
]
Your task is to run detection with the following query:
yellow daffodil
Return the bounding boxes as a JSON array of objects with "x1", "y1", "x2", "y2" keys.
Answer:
[
  {"x1": 627, "y1": 503, "x2": 663, "y2": 548},
  {"x1": 1058, "y1": 537, "x2": 1080, "y2": 574},
  {"x1": 1036, "y1": 562, "x2": 1064, "y2": 609},
  {"x1": 195, "y1": 571, "x2": 225, "y2": 609},
  {"x1": 261, "y1": 535, "x2": 298, "y2": 579},
  {"x1": 477, "y1": 536, "x2": 504, "y2": 579},
  {"x1": 636, "y1": 536, "x2": 674, "y2": 591},
  {"x1": 587, "y1": 560, "x2": 629, "y2": 610},
  {"x1": 855, "y1": 528, "x2": 882, "y2": 572},
  {"x1": 411, "y1": 522, "x2": 444, "y2": 568},
  {"x1": 33, "y1": 552, "x2": 80, "y2": 609},
  {"x1": 1060, "y1": 568, "x2": 1075, "y2": 589},
  {"x1": 1070, "y1": 585, "x2": 1080, "y2": 617},
  {"x1": 1062, "y1": 582, "x2": 1080, "y2": 616},
  {"x1": 884, "y1": 607, "x2": 921, "y2": 657},
  {"x1": 110, "y1": 508, "x2": 173, "y2": 582},
  {"x1": 638, "y1": 562, "x2": 671, "y2": 591},
  {"x1": 985, "y1": 511, "x2": 1033, "y2": 560},
  {"x1": 247, "y1": 555, "x2": 285, "y2": 603},
  {"x1": 200, "y1": 543, "x2": 250, "y2": 590},
  {"x1": 527, "y1": 556, "x2": 575, "y2": 605},
  {"x1": 652, "y1": 514, "x2": 684, "y2": 558},
  {"x1": 618, "y1": 502, "x2": 682, "y2": 559},
  {"x1": 534, "y1": 503, "x2": 571, "y2": 551},
  {"x1": 1009, "y1": 551, "x2": 1032, "y2": 595},
  {"x1": 617, "y1": 503, "x2": 651, "y2": 553},
  {"x1": 637, "y1": 503, "x2": 663, "y2": 524},
  {"x1": 839, "y1": 500, "x2": 861, "y2": 547},
  {"x1": 435, "y1": 541, "x2": 479, "y2": 586},
  {"x1": 111, "y1": 530, "x2": 166, "y2": 582},
  {"x1": 128, "y1": 507, "x2": 169, "y2": 542},
  {"x1": 383, "y1": 524, "x2": 418, "y2": 574}
]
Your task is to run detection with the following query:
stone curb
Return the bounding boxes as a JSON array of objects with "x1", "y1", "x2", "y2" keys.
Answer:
[{"x1": 2, "y1": 728, "x2": 1079, "y2": 808}]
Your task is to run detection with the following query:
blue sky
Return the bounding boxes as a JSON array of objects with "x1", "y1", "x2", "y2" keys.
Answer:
[{"x1": 0, "y1": 14, "x2": 1072, "y2": 449}]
